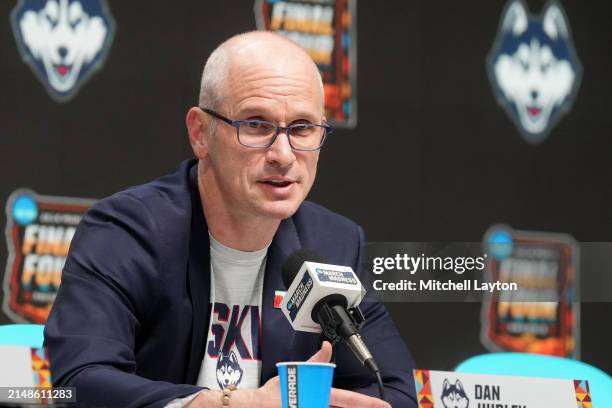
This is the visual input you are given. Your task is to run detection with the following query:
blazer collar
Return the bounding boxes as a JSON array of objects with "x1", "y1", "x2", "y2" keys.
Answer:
[
  {"x1": 260, "y1": 217, "x2": 303, "y2": 382},
  {"x1": 185, "y1": 164, "x2": 211, "y2": 384}
]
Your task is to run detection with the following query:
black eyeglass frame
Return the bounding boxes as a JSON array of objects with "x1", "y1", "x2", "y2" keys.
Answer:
[{"x1": 199, "y1": 107, "x2": 332, "y2": 151}]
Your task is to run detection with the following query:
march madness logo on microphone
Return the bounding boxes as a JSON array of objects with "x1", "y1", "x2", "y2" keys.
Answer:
[
  {"x1": 487, "y1": 0, "x2": 581, "y2": 143},
  {"x1": 316, "y1": 267, "x2": 358, "y2": 285},
  {"x1": 10, "y1": 0, "x2": 116, "y2": 102},
  {"x1": 287, "y1": 273, "x2": 314, "y2": 321}
]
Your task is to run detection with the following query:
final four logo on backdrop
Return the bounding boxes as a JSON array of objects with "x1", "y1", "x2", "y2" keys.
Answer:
[
  {"x1": 487, "y1": 0, "x2": 582, "y2": 143},
  {"x1": 10, "y1": 0, "x2": 116, "y2": 102},
  {"x1": 255, "y1": 0, "x2": 358, "y2": 128},
  {"x1": 481, "y1": 225, "x2": 579, "y2": 358},
  {"x1": 3, "y1": 189, "x2": 95, "y2": 323}
]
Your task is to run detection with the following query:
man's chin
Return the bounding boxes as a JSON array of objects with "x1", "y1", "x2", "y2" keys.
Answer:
[{"x1": 256, "y1": 200, "x2": 301, "y2": 220}]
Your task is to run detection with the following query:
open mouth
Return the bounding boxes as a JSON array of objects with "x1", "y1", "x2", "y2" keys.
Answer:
[
  {"x1": 54, "y1": 64, "x2": 70, "y2": 77},
  {"x1": 261, "y1": 180, "x2": 293, "y2": 188},
  {"x1": 527, "y1": 106, "x2": 542, "y2": 117}
]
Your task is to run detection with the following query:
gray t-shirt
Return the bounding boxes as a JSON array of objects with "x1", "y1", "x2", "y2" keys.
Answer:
[{"x1": 195, "y1": 233, "x2": 268, "y2": 390}]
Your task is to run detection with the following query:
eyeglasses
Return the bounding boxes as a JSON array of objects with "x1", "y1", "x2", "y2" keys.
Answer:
[{"x1": 199, "y1": 107, "x2": 332, "y2": 151}]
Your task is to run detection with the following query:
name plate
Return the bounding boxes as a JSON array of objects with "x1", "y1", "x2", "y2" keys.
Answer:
[{"x1": 413, "y1": 369, "x2": 591, "y2": 408}]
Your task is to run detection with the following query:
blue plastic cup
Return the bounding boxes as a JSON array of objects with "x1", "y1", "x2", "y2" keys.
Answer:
[{"x1": 277, "y1": 361, "x2": 336, "y2": 408}]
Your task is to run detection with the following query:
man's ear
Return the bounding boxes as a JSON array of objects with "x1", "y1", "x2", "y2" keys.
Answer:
[{"x1": 186, "y1": 107, "x2": 209, "y2": 159}]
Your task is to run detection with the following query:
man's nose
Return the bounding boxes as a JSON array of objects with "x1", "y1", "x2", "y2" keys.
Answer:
[{"x1": 266, "y1": 131, "x2": 296, "y2": 166}]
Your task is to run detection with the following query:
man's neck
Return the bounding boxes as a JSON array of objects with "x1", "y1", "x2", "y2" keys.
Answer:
[{"x1": 197, "y1": 165, "x2": 279, "y2": 252}]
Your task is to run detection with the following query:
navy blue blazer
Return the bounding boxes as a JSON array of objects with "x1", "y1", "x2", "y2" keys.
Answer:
[{"x1": 44, "y1": 160, "x2": 417, "y2": 407}]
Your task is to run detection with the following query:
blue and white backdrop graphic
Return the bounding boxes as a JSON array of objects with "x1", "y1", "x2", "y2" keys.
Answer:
[
  {"x1": 487, "y1": 0, "x2": 582, "y2": 143},
  {"x1": 10, "y1": 0, "x2": 116, "y2": 102}
]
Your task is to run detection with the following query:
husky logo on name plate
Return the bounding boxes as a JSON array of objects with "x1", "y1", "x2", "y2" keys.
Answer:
[
  {"x1": 487, "y1": 0, "x2": 581, "y2": 143},
  {"x1": 440, "y1": 378, "x2": 470, "y2": 408},
  {"x1": 10, "y1": 0, "x2": 116, "y2": 102}
]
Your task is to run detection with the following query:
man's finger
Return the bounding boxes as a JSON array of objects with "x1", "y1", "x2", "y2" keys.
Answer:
[
  {"x1": 306, "y1": 340, "x2": 333, "y2": 363},
  {"x1": 329, "y1": 387, "x2": 390, "y2": 408}
]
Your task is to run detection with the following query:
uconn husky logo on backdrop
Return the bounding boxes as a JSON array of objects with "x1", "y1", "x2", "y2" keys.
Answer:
[
  {"x1": 487, "y1": 0, "x2": 581, "y2": 143},
  {"x1": 10, "y1": 0, "x2": 115, "y2": 102}
]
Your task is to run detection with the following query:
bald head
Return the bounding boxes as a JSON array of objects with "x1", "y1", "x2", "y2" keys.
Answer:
[{"x1": 198, "y1": 31, "x2": 324, "y2": 111}]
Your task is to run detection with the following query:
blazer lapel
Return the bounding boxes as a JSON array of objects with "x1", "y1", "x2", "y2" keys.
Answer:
[
  {"x1": 185, "y1": 165, "x2": 211, "y2": 384},
  {"x1": 260, "y1": 217, "x2": 303, "y2": 382}
]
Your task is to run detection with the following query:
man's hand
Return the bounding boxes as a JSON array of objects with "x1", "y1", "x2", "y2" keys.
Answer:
[{"x1": 188, "y1": 341, "x2": 390, "y2": 407}]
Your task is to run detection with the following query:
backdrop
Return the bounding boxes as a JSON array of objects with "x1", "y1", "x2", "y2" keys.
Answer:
[{"x1": 1, "y1": 0, "x2": 610, "y2": 374}]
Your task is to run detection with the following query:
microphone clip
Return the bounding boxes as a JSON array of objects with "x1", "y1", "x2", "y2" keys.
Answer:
[
  {"x1": 347, "y1": 306, "x2": 366, "y2": 329},
  {"x1": 314, "y1": 298, "x2": 365, "y2": 346}
]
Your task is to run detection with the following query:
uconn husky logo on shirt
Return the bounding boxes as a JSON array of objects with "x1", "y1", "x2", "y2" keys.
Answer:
[
  {"x1": 487, "y1": 0, "x2": 581, "y2": 143},
  {"x1": 10, "y1": 0, "x2": 116, "y2": 102},
  {"x1": 216, "y1": 351, "x2": 244, "y2": 390},
  {"x1": 204, "y1": 303, "x2": 262, "y2": 389}
]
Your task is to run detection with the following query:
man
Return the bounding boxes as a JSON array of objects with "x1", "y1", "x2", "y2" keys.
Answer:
[{"x1": 45, "y1": 32, "x2": 417, "y2": 407}]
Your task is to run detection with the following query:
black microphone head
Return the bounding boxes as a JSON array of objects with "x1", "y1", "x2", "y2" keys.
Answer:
[{"x1": 282, "y1": 249, "x2": 326, "y2": 288}]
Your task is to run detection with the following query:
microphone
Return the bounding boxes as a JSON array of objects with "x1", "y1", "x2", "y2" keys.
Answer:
[{"x1": 280, "y1": 249, "x2": 384, "y2": 392}]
